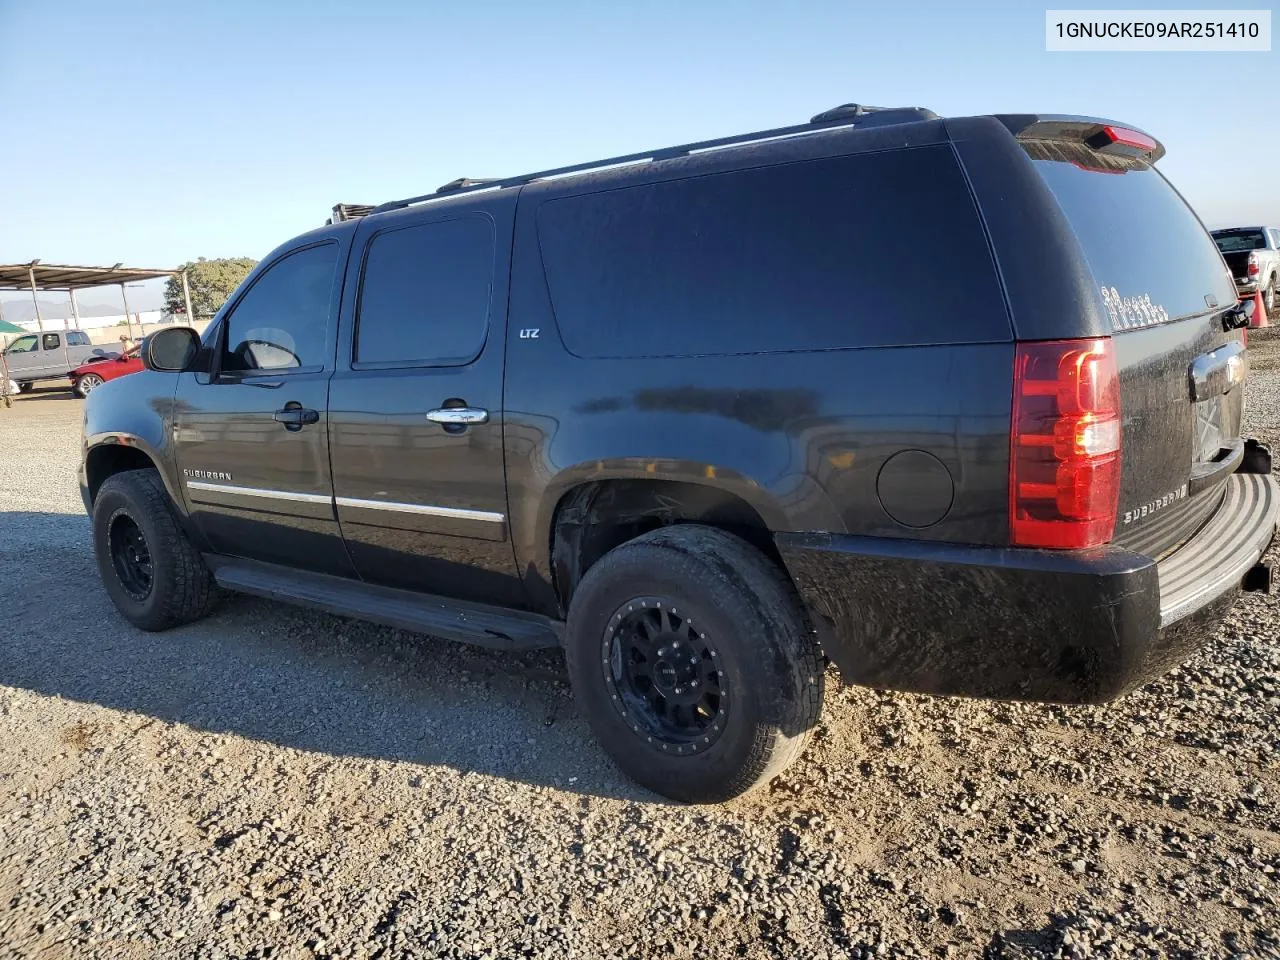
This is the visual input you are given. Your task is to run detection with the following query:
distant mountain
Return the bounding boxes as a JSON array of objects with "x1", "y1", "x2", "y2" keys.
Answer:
[{"x1": 0, "y1": 294, "x2": 163, "y2": 324}]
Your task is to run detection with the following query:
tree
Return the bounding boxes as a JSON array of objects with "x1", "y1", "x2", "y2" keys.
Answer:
[{"x1": 164, "y1": 257, "x2": 258, "y2": 320}]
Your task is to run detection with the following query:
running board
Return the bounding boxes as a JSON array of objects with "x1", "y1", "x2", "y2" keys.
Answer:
[{"x1": 206, "y1": 556, "x2": 562, "y2": 651}]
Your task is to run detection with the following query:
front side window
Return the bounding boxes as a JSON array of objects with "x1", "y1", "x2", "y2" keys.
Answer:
[
  {"x1": 355, "y1": 216, "x2": 495, "y2": 366},
  {"x1": 5, "y1": 335, "x2": 37, "y2": 353},
  {"x1": 221, "y1": 243, "x2": 338, "y2": 373},
  {"x1": 42, "y1": 334, "x2": 60, "y2": 350}
]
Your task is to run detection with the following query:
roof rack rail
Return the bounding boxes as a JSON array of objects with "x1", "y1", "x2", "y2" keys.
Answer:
[
  {"x1": 435, "y1": 177, "x2": 499, "y2": 194},
  {"x1": 370, "y1": 102, "x2": 938, "y2": 215}
]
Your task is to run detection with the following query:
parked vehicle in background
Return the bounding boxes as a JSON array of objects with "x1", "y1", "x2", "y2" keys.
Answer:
[
  {"x1": 71, "y1": 340, "x2": 144, "y2": 397},
  {"x1": 2, "y1": 329, "x2": 113, "y2": 391},
  {"x1": 1212, "y1": 226, "x2": 1280, "y2": 311},
  {"x1": 79, "y1": 105, "x2": 1277, "y2": 803}
]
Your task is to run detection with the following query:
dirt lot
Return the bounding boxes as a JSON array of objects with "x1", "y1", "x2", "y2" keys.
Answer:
[{"x1": 1, "y1": 340, "x2": 1278, "y2": 960}]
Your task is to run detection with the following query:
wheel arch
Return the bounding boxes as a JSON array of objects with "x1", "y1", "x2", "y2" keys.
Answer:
[
  {"x1": 542, "y1": 470, "x2": 792, "y2": 615},
  {"x1": 84, "y1": 441, "x2": 165, "y2": 505}
]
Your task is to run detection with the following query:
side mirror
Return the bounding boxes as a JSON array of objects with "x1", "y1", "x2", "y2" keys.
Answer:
[{"x1": 144, "y1": 327, "x2": 200, "y2": 372}]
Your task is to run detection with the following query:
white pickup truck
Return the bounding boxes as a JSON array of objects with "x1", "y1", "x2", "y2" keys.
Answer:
[
  {"x1": 1212, "y1": 226, "x2": 1280, "y2": 312},
  {"x1": 1, "y1": 330, "x2": 117, "y2": 392}
]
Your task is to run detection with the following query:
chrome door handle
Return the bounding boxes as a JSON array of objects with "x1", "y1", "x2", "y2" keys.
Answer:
[
  {"x1": 426, "y1": 407, "x2": 489, "y2": 425},
  {"x1": 273, "y1": 404, "x2": 320, "y2": 431}
]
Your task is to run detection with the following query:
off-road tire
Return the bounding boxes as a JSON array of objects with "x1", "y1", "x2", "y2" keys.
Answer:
[
  {"x1": 92, "y1": 468, "x2": 217, "y2": 631},
  {"x1": 565, "y1": 524, "x2": 824, "y2": 803},
  {"x1": 1265, "y1": 278, "x2": 1276, "y2": 315}
]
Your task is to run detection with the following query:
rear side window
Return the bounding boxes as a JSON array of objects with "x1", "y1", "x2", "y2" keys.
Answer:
[
  {"x1": 355, "y1": 216, "x2": 494, "y2": 367},
  {"x1": 536, "y1": 146, "x2": 1010, "y2": 358},
  {"x1": 66, "y1": 331, "x2": 88, "y2": 346},
  {"x1": 1027, "y1": 142, "x2": 1235, "y2": 328}
]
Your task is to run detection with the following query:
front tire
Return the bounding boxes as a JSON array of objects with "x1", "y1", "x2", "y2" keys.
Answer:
[
  {"x1": 92, "y1": 469, "x2": 217, "y2": 631},
  {"x1": 565, "y1": 525, "x2": 824, "y2": 803},
  {"x1": 75, "y1": 373, "x2": 104, "y2": 398},
  {"x1": 16, "y1": 381, "x2": 31, "y2": 393}
]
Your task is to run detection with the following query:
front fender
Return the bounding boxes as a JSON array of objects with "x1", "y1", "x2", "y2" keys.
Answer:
[{"x1": 80, "y1": 371, "x2": 183, "y2": 511}]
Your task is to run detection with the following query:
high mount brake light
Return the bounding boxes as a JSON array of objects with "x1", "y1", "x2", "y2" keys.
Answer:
[
  {"x1": 1100, "y1": 125, "x2": 1158, "y2": 152},
  {"x1": 1014, "y1": 119, "x2": 1166, "y2": 163},
  {"x1": 1010, "y1": 338, "x2": 1122, "y2": 550}
]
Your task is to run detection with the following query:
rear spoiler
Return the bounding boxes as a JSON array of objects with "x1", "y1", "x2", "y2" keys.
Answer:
[{"x1": 996, "y1": 114, "x2": 1165, "y2": 164}]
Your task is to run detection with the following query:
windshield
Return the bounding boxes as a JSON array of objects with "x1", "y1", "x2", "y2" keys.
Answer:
[
  {"x1": 1025, "y1": 141, "x2": 1234, "y2": 327},
  {"x1": 1212, "y1": 229, "x2": 1266, "y2": 253}
]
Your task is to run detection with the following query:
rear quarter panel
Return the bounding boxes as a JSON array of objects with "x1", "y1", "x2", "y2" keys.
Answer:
[{"x1": 504, "y1": 169, "x2": 1014, "y2": 613}]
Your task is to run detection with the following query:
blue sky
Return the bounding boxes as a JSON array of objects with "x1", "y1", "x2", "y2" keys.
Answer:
[{"x1": 0, "y1": 0, "x2": 1275, "y2": 310}]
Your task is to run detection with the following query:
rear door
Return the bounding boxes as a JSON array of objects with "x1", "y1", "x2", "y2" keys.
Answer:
[
  {"x1": 327, "y1": 195, "x2": 526, "y2": 608},
  {"x1": 40, "y1": 332, "x2": 69, "y2": 376},
  {"x1": 172, "y1": 238, "x2": 354, "y2": 576},
  {"x1": 1025, "y1": 139, "x2": 1243, "y2": 558}
]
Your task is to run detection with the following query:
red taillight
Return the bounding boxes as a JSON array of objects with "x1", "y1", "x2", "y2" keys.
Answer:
[
  {"x1": 1248, "y1": 252, "x2": 1260, "y2": 276},
  {"x1": 1100, "y1": 125, "x2": 1158, "y2": 153},
  {"x1": 1010, "y1": 338, "x2": 1121, "y2": 550}
]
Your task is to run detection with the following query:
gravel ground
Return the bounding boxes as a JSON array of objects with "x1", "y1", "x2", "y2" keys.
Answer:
[{"x1": 0, "y1": 344, "x2": 1278, "y2": 960}]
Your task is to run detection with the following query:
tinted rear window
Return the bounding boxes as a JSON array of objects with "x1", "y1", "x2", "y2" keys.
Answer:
[
  {"x1": 537, "y1": 145, "x2": 1010, "y2": 358},
  {"x1": 1212, "y1": 229, "x2": 1266, "y2": 253},
  {"x1": 1026, "y1": 142, "x2": 1234, "y2": 328},
  {"x1": 355, "y1": 216, "x2": 494, "y2": 367}
]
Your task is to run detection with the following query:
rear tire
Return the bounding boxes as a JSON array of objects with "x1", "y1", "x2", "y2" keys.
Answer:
[
  {"x1": 565, "y1": 525, "x2": 824, "y2": 803},
  {"x1": 92, "y1": 469, "x2": 217, "y2": 631},
  {"x1": 1265, "y1": 278, "x2": 1276, "y2": 314}
]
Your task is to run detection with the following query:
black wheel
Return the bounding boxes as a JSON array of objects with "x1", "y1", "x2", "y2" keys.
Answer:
[
  {"x1": 75, "y1": 373, "x2": 104, "y2": 398},
  {"x1": 16, "y1": 381, "x2": 32, "y2": 393},
  {"x1": 1265, "y1": 279, "x2": 1276, "y2": 314},
  {"x1": 565, "y1": 525, "x2": 824, "y2": 803},
  {"x1": 92, "y1": 469, "x2": 217, "y2": 631}
]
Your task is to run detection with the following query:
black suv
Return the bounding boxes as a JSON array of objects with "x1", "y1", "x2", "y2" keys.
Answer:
[{"x1": 81, "y1": 105, "x2": 1277, "y2": 803}]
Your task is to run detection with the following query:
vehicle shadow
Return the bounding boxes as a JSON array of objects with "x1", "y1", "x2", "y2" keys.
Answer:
[
  {"x1": 0, "y1": 509, "x2": 659, "y2": 804},
  {"x1": 5, "y1": 382, "x2": 78, "y2": 402}
]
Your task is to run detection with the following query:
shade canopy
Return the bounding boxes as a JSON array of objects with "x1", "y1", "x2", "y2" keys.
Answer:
[
  {"x1": 0, "y1": 262, "x2": 177, "y2": 291},
  {"x1": 0, "y1": 318, "x2": 24, "y2": 333}
]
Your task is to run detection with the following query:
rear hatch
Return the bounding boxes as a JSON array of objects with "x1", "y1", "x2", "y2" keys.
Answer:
[
  {"x1": 1211, "y1": 228, "x2": 1266, "y2": 281},
  {"x1": 1022, "y1": 134, "x2": 1243, "y2": 560}
]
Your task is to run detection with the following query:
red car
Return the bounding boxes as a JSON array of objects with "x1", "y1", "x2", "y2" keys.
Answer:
[{"x1": 71, "y1": 343, "x2": 143, "y2": 398}]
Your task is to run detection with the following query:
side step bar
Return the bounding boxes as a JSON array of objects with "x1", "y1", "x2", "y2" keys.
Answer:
[{"x1": 206, "y1": 556, "x2": 563, "y2": 651}]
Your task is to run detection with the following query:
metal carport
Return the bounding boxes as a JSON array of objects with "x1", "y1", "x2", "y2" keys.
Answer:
[{"x1": 0, "y1": 261, "x2": 196, "y2": 406}]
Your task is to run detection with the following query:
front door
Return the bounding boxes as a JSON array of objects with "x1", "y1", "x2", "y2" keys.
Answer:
[
  {"x1": 327, "y1": 200, "x2": 526, "y2": 608},
  {"x1": 172, "y1": 239, "x2": 354, "y2": 577},
  {"x1": 1, "y1": 334, "x2": 40, "y2": 380}
]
